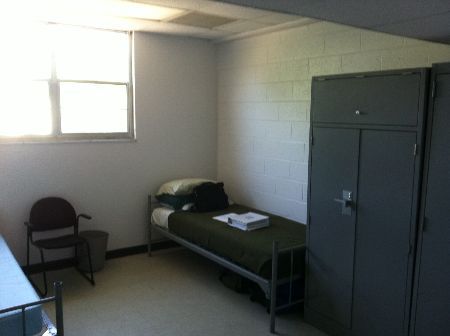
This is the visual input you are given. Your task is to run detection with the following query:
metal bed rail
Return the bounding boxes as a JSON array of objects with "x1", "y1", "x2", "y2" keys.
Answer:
[
  {"x1": 147, "y1": 195, "x2": 304, "y2": 334},
  {"x1": 0, "y1": 281, "x2": 64, "y2": 336}
]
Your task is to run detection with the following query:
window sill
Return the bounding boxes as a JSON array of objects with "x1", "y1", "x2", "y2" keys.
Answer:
[{"x1": 0, "y1": 136, "x2": 137, "y2": 145}]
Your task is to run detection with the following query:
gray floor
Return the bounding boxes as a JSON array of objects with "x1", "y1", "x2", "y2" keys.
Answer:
[{"x1": 41, "y1": 248, "x2": 327, "y2": 336}]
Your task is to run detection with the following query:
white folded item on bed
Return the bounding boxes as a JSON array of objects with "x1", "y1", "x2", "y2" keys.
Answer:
[
  {"x1": 151, "y1": 207, "x2": 175, "y2": 229},
  {"x1": 0, "y1": 235, "x2": 43, "y2": 336}
]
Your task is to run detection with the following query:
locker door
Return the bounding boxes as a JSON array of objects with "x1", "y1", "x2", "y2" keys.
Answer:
[
  {"x1": 413, "y1": 72, "x2": 450, "y2": 336},
  {"x1": 352, "y1": 130, "x2": 417, "y2": 336},
  {"x1": 307, "y1": 127, "x2": 359, "y2": 328}
]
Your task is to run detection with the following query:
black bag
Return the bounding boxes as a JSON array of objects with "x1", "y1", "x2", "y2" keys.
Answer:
[{"x1": 193, "y1": 182, "x2": 229, "y2": 212}]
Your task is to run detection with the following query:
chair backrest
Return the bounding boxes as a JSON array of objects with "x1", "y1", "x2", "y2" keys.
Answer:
[{"x1": 29, "y1": 197, "x2": 77, "y2": 232}]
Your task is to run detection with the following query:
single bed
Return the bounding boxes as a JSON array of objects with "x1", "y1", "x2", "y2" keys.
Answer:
[
  {"x1": 0, "y1": 235, "x2": 63, "y2": 336},
  {"x1": 148, "y1": 197, "x2": 306, "y2": 334}
]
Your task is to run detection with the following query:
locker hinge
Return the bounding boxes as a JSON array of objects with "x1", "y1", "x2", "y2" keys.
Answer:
[
  {"x1": 310, "y1": 134, "x2": 314, "y2": 146},
  {"x1": 413, "y1": 144, "x2": 418, "y2": 156},
  {"x1": 431, "y1": 80, "x2": 436, "y2": 98}
]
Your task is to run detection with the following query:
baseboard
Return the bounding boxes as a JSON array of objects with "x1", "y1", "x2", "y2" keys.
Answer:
[
  {"x1": 106, "y1": 240, "x2": 179, "y2": 259},
  {"x1": 23, "y1": 240, "x2": 179, "y2": 275},
  {"x1": 24, "y1": 257, "x2": 77, "y2": 275}
]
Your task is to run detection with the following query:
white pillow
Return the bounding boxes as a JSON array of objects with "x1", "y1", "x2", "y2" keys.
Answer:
[{"x1": 156, "y1": 178, "x2": 215, "y2": 196}]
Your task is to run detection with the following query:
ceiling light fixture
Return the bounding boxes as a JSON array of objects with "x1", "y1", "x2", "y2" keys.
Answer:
[
  {"x1": 32, "y1": 0, "x2": 184, "y2": 24},
  {"x1": 104, "y1": 1, "x2": 184, "y2": 21}
]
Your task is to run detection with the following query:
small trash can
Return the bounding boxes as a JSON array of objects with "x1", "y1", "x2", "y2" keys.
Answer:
[{"x1": 78, "y1": 230, "x2": 109, "y2": 272}]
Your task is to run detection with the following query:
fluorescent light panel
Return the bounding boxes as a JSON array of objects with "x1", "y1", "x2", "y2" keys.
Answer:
[
  {"x1": 33, "y1": 0, "x2": 184, "y2": 23},
  {"x1": 106, "y1": 1, "x2": 184, "y2": 21}
]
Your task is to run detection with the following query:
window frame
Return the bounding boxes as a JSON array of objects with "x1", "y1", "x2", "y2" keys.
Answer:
[{"x1": 0, "y1": 25, "x2": 135, "y2": 144}]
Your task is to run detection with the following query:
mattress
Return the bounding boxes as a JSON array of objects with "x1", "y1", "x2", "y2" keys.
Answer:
[
  {"x1": 168, "y1": 204, "x2": 306, "y2": 279},
  {"x1": 0, "y1": 235, "x2": 43, "y2": 336},
  {"x1": 151, "y1": 207, "x2": 174, "y2": 229}
]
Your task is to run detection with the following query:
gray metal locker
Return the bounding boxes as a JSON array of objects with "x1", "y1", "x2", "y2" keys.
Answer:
[
  {"x1": 305, "y1": 69, "x2": 429, "y2": 336},
  {"x1": 411, "y1": 63, "x2": 450, "y2": 336}
]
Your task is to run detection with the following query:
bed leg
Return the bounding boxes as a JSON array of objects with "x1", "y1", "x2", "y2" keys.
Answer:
[
  {"x1": 148, "y1": 195, "x2": 152, "y2": 256},
  {"x1": 54, "y1": 281, "x2": 64, "y2": 336},
  {"x1": 21, "y1": 306, "x2": 26, "y2": 336},
  {"x1": 270, "y1": 241, "x2": 279, "y2": 334}
]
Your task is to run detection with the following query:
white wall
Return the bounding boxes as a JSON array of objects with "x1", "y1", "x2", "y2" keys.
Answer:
[
  {"x1": 216, "y1": 21, "x2": 450, "y2": 224},
  {"x1": 0, "y1": 32, "x2": 217, "y2": 264}
]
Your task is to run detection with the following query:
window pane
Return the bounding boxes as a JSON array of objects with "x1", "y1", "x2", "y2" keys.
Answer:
[
  {"x1": 0, "y1": 81, "x2": 52, "y2": 136},
  {"x1": 60, "y1": 83, "x2": 128, "y2": 134},
  {"x1": 29, "y1": 24, "x2": 52, "y2": 80},
  {"x1": 1, "y1": 23, "x2": 51, "y2": 81},
  {"x1": 55, "y1": 26, "x2": 129, "y2": 82}
]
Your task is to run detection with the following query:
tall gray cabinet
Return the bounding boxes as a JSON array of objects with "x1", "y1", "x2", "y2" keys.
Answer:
[
  {"x1": 305, "y1": 69, "x2": 429, "y2": 336},
  {"x1": 410, "y1": 63, "x2": 450, "y2": 336}
]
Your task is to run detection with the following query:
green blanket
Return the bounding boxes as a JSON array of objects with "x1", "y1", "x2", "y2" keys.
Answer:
[{"x1": 168, "y1": 204, "x2": 306, "y2": 279}]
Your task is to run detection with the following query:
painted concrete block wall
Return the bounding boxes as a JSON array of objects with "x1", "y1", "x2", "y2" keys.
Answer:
[
  {"x1": 217, "y1": 21, "x2": 450, "y2": 223},
  {"x1": 0, "y1": 32, "x2": 217, "y2": 264}
]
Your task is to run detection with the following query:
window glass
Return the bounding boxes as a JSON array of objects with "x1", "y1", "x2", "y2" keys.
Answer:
[
  {"x1": 0, "y1": 81, "x2": 52, "y2": 136},
  {"x1": 60, "y1": 82, "x2": 128, "y2": 133},
  {"x1": 30, "y1": 24, "x2": 52, "y2": 80},
  {"x1": 0, "y1": 24, "x2": 132, "y2": 140},
  {"x1": 55, "y1": 26, "x2": 129, "y2": 82}
]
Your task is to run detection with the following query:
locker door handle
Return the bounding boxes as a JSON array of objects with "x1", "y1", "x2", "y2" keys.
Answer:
[
  {"x1": 334, "y1": 190, "x2": 353, "y2": 216},
  {"x1": 334, "y1": 198, "x2": 352, "y2": 207}
]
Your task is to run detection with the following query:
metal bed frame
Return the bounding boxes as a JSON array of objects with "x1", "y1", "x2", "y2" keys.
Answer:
[
  {"x1": 147, "y1": 195, "x2": 304, "y2": 334},
  {"x1": 0, "y1": 281, "x2": 64, "y2": 336}
]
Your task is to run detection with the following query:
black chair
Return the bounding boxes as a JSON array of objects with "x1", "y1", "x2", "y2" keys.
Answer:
[{"x1": 25, "y1": 197, "x2": 95, "y2": 296}]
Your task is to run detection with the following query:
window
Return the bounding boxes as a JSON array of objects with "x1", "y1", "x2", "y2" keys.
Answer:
[{"x1": 0, "y1": 23, "x2": 133, "y2": 142}]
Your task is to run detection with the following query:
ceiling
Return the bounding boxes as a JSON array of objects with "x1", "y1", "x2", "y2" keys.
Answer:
[
  {"x1": 26, "y1": 0, "x2": 315, "y2": 41},
  {"x1": 18, "y1": 0, "x2": 450, "y2": 44},
  {"x1": 217, "y1": 0, "x2": 450, "y2": 44}
]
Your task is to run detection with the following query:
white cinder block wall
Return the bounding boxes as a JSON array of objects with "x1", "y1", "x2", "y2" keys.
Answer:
[{"x1": 217, "y1": 21, "x2": 450, "y2": 223}]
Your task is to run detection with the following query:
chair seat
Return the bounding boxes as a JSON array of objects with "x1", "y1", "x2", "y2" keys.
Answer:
[{"x1": 33, "y1": 235, "x2": 86, "y2": 250}]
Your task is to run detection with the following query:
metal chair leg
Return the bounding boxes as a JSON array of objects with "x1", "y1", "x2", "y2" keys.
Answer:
[
  {"x1": 39, "y1": 249, "x2": 48, "y2": 297},
  {"x1": 75, "y1": 242, "x2": 95, "y2": 286},
  {"x1": 26, "y1": 237, "x2": 30, "y2": 267},
  {"x1": 25, "y1": 245, "x2": 47, "y2": 297},
  {"x1": 74, "y1": 244, "x2": 78, "y2": 266},
  {"x1": 85, "y1": 242, "x2": 95, "y2": 285}
]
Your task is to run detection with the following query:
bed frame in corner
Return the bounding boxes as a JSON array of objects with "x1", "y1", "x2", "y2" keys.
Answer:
[
  {"x1": 0, "y1": 281, "x2": 64, "y2": 336},
  {"x1": 147, "y1": 195, "x2": 304, "y2": 334}
]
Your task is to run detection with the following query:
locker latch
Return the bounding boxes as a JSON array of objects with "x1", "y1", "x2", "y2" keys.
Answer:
[{"x1": 334, "y1": 190, "x2": 353, "y2": 216}]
